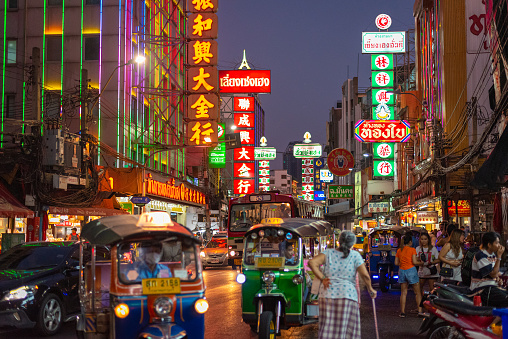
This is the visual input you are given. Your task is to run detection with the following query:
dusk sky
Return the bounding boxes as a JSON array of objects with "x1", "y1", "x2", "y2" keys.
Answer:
[{"x1": 218, "y1": 1, "x2": 414, "y2": 168}]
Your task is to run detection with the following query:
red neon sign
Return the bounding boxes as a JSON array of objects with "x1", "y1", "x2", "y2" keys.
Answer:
[
  {"x1": 234, "y1": 162, "x2": 255, "y2": 178},
  {"x1": 235, "y1": 129, "x2": 255, "y2": 145},
  {"x1": 234, "y1": 97, "x2": 255, "y2": 111},
  {"x1": 234, "y1": 179, "x2": 255, "y2": 194},
  {"x1": 234, "y1": 113, "x2": 255, "y2": 128},
  {"x1": 354, "y1": 120, "x2": 411, "y2": 142},
  {"x1": 219, "y1": 70, "x2": 271, "y2": 93},
  {"x1": 234, "y1": 146, "x2": 255, "y2": 161}
]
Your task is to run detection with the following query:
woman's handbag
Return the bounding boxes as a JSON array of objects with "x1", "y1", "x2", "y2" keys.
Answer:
[
  {"x1": 428, "y1": 265, "x2": 438, "y2": 275},
  {"x1": 439, "y1": 266, "x2": 454, "y2": 277}
]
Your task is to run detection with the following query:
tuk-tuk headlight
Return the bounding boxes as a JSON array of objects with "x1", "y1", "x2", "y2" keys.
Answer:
[
  {"x1": 251, "y1": 233, "x2": 258, "y2": 240},
  {"x1": 154, "y1": 297, "x2": 173, "y2": 317},
  {"x1": 258, "y1": 230, "x2": 265, "y2": 237},
  {"x1": 236, "y1": 273, "x2": 246, "y2": 284},
  {"x1": 194, "y1": 298, "x2": 209, "y2": 314},
  {"x1": 277, "y1": 230, "x2": 284, "y2": 236},
  {"x1": 114, "y1": 303, "x2": 129, "y2": 318},
  {"x1": 292, "y1": 274, "x2": 304, "y2": 285},
  {"x1": 262, "y1": 271, "x2": 275, "y2": 285}
]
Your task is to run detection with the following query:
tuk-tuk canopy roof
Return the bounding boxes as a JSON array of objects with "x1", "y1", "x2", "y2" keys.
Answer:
[
  {"x1": 368, "y1": 225, "x2": 408, "y2": 235},
  {"x1": 81, "y1": 212, "x2": 199, "y2": 246},
  {"x1": 245, "y1": 218, "x2": 332, "y2": 238}
]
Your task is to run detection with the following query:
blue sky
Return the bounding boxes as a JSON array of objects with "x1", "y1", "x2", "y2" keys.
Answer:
[{"x1": 218, "y1": 1, "x2": 414, "y2": 167}]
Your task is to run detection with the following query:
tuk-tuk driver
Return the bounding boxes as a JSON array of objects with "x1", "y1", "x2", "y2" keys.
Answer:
[
  {"x1": 285, "y1": 245, "x2": 297, "y2": 265},
  {"x1": 136, "y1": 244, "x2": 172, "y2": 279}
]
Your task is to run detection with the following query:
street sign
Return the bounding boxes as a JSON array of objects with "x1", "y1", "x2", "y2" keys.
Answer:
[
  {"x1": 131, "y1": 196, "x2": 151, "y2": 205},
  {"x1": 328, "y1": 185, "x2": 354, "y2": 199},
  {"x1": 327, "y1": 148, "x2": 354, "y2": 177}
]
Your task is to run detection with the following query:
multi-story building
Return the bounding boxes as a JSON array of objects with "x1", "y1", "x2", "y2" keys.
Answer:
[
  {"x1": 282, "y1": 141, "x2": 302, "y2": 185},
  {"x1": 269, "y1": 169, "x2": 292, "y2": 195}
]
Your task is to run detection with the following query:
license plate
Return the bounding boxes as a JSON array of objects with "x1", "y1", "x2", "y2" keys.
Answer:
[
  {"x1": 210, "y1": 259, "x2": 220, "y2": 263},
  {"x1": 142, "y1": 278, "x2": 181, "y2": 295},
  {"x1": 234, "y1": 259, "x2": 242, "y2": 265},
  {"x1": 254, "y1": 257, "x2": 284, "y2": 269}
]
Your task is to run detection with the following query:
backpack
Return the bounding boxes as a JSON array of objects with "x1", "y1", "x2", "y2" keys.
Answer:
[{"x1": 461, "y1": 246, "x2": 480, "y2": 287}]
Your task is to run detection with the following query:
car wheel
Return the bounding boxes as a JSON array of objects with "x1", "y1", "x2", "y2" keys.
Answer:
[{"x1": 35, "y1": 293, "x2": 64, "y2": 336}]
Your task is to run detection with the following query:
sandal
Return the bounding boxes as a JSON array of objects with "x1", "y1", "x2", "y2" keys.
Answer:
[
  {"x1": 399, "y1": 313, "x2": 406, "y2": 318},
  {"x1": 418, "y1": 312, "x2": 429, "y2": 318}
]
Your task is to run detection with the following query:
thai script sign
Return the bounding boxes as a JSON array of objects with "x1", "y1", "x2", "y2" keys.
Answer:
[
  {"x1": 234, "y1": 96, "x2": 255, "y2": 111},
  {"x1": 254, "y1": 147, "x2": 276, "y2": 160},
  {"x1": 447, "y1": 200, "x2": 471, "y2": 217},
  {"x1": 416, "y1": 211, "x2": 438, "y2": 224},
  {"x1": 354, "y1": 120, "x2": 411, "y2": 143},
  {"x1": 368, "y1": 202, "x2": 390, "y2": 213},
  {"x1": 328, "y1": 185, "x2": 354, "y2": 199},
  {"x1": 219, "y1": 70, "x2": 271, "y2": 93},
  {"x1": 209, "y1": 123, "x2": 225, "y2": 168},
  {"x1": 146, "y1": 178, "x2": 205, "y2": 205},
  {"x1": 293, "y1": 144, "x2": 322, "y2": 158},
  {"x1": 362, "y1": 32, "x2": 406, "y2": 54}
]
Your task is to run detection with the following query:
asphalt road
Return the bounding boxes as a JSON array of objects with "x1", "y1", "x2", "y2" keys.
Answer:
[{"x1": 0, "y1": 267, "x2": 426, "y2": 338}]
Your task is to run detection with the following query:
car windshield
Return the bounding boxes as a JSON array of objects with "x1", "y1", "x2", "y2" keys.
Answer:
[
  {"x1": 0, "y1": 244, "x2": 73, "y2": 270},
  {"x1": 244, "y1": 231, "x2": 299, "y2": 266},
  {"x1": 118, "y1": 237, "x2": 197, "y2": 284},
  {"x1": 229, "y1": 203, "x2": 292, "y2": 232},
  {"x1": 207, "y1": 238, "x2": 226, "y2": 248}
]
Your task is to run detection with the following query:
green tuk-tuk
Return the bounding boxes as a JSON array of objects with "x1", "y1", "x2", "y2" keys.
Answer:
[{"x1": 235, "y1": 218, "x2": 332, "y2": 338}]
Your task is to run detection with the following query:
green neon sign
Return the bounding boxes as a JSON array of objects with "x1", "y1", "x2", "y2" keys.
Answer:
[
  {"x1": 209, "y1": 123, "x2": 225, "y2": 168},
  {"x1": 373, "y1": 160, "x2": 395, "y2": 177},
  {"x1": 371, "y1": 54, "x2": 394, "y2": 71}
]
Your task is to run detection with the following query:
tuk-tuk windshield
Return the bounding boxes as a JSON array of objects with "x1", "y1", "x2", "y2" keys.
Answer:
[
  {"x1": 370, "y1": 231, "x2": 399, "y2": 248},
  {"x1": 117, "y1": 238, "x2": 197, "y2": 284},
  {"x1": 229, "y1": 203, "x2": 292, "y2": 233},
  {"x1": 244, "y1": 232, "x2": 299, "y2": 266}
]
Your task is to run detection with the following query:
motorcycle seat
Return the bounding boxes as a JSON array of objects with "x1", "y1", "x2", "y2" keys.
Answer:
[
  {"x1": 436, "y1": 283, "x2": 471, "y2": 295},
  {"x1": 432, "y1": 298, "x2": 494, "y2": 316}
]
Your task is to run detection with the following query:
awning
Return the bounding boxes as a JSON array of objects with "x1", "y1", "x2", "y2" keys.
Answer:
[
  {"x1": 0, "y1": 182, "x2": 34, "y2": 218},
  {"x1": 48, "y1": 206, "x2": 128, "y2": 217}
]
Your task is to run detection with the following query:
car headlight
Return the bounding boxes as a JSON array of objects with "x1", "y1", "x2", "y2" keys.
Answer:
[
  {"x1": 154, "y1": 297, "x2": 173, "y2": 317},
  {"x1": 230, "y1": 250, "x2": 236, "y2": 256},
  {"x1": 262, "y1": 271, "x2": 275, "y2": 285},
  {"x1": 2, "y1": 286, "x2": 35, "y2": 301},
  {"x1": 200, "y1": 252, "x2": 206, "y2": 258}
]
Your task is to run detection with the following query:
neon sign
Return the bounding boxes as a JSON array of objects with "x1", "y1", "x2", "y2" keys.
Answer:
[
  {"x1": 146, "y1": 178, "x2": 205, "y2": 205},
  {"x1": 354, "y1": 120, "x2": 411, "y2": 142},
  {"x1": 219, "y1": 70, "x2": 271, "y2": 93},
  {"x1": 234, "y1": 96, "x2": 255, "y2": 111},
  {"x1": 362, "y1": 32, "x2": 406, "y2": 54}
]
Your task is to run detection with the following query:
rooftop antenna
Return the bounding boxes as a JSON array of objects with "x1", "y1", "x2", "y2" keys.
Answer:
[{"x1": 238, "y1": 50, "x2": 251, "y2": 70}]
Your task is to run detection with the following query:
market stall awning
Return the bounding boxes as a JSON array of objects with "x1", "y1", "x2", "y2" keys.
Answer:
[
  {"x1": 48, "y1": 206, "x2": 128, "y2": 217},
  {"x1": 0, "y1": 182, "x2": 34, "y2": 218}
]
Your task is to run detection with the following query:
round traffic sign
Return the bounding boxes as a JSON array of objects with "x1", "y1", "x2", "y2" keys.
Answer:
[{"x1": 327, "y1": 148, "x2": 354, "y2": 177}]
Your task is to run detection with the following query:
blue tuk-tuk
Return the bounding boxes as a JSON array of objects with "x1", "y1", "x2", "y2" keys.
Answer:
[
  {"x1": 76, "y1": 212, "x2": 207, "y2": 339},
  {"x1": 367, "y1": 226, "x2": 406, "y2": 292}
]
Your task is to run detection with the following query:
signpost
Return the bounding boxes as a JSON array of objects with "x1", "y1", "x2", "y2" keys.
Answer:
[{"x1": 131, "y1": 196, "x2": 151, "y2": 206}]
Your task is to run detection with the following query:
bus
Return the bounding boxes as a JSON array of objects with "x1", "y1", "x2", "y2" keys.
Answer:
[{"x1": 227, "y1": 192, "x2": 324, "y2": 269}]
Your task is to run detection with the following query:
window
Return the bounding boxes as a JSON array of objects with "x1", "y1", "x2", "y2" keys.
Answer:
[
  {"x1": 5, "y1": 94, "x2": 15, "y2": 118},
  {"x1": 84, "y1": 36, "x2": 100, "y2": 60},
  {"x1": 8, "y1": 0, "x2": 17, "y2": 9},
  {"x1": 6, "y1": 40, "x2": 16, "y2": 64},
  {"x1": 86, "y1": 0, "x2": 100, "y2": 4},
  {"x1": 281, "y1": 175, "x2": 287, "y2": 179},
  {"x1": 48, "y1": 0, "x2": 62, "y2": 6},
  {"x1": 46, "y1": 36, "x2": 62, "y2": 62}
]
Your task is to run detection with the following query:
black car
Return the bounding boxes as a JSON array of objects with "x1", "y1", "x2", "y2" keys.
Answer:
[{"x1": 0, "y1": 241, "x2": 109, "y2": 336}]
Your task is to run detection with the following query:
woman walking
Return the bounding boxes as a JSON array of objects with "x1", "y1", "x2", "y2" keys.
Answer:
[
  {"x1": 309, "y1": 231, "x2": 377, "y2": 339},
  {"x1": 438, "y1": 229, "x2": 465, "y2": 285},
  {"x1": 395, "y1": 232, "x2": 424, "y2": 317},
  {"x1": 415, "y1": 232, "x2": 440, "y2": 294}
]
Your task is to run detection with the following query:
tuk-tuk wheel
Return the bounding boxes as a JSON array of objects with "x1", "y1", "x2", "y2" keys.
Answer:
[{"x1": 259, "y1": 311, "x2": 276, "y2": 339}]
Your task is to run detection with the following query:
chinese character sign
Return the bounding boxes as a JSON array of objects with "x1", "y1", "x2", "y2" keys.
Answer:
[
  {"x1": 235, "y1": 129, "x2": 255, "y2": 145},
  {"x1": 234, "y1": 113, "x2": 255, "y2": 128},
  {"x1": 371, "y1": 54, "x2": 393, "y2": 70},
  {"x1": 234, "y1": 146, "x2": 254, "y2": 161},
  {"x1": 234, "y1": 162, "x2": 255, "y2": 178},
  {"x1": 373, "y1": 143, "x2": 394, "y2": 159},
  {"x1": 372, "y1": 89, "x2": 395, "y2": 105},
  {"x1": 234, "y1": 96, "x2": 255, "y2": 111},
  {"x1": 302, "y1": 159, "x2": 314, "y2": 201},
  {"x1": 259, "y1": 160, "x2": 270, "y2": 192},
  {"x1": 373, "y1": 160, "x2": 395, "y2": 177},
  {"x1": 372, "y1": 71, "x2": 394, "y2": 88},
  {"x1": 313, "y1": 158, "x2": 325, "y2": 191},
  {"x1": 234, "y1": 179, "x2": 255, "y2": 195}
]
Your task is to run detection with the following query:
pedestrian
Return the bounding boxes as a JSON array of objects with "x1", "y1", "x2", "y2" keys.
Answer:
[
  {"x1": 436, "y1": 223, "x2": 457, "y2": 249},
  {"x1": 67, "y1": 227, "x2": 80, "y2": 241},
  {"x1": 435, "y1": 221, "x2": 448, "y2": 251},
  {"x1": 395, "y1": 232, "x2": 423, "y2": 318},
  {"x1": 438, "y1": 229, "x2": 465, "y2": 285},
  {"x1": 415, "y1": 232, "x2": 440, "y2": 295},
  {"x1": 429, "y1": 230, "x2": 437, "y2": 248},
  {"x1": 470, "y1": 232, "x2": 508, "y2": 307},
  {"x1": 308, "y1": 230, "x2": 377, "y2": 339}
]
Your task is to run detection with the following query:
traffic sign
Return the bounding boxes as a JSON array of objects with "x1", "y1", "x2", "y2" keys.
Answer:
[{"x1": 131, "y1": 196, "x2": 151, "y2": 205}]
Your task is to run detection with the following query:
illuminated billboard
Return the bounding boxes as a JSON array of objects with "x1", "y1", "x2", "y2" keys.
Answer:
[
  {"x1": 219, "y1": 70, "x2": 271, "y2": 93},
  {"x1": 354, "y1": 120, "x2": 411, "y2": 143}
]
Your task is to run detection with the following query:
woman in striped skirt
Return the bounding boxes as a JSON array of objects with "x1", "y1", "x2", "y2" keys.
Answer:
[{"x1": 309, "y1": 231, "x2": 377, "y2": 339}]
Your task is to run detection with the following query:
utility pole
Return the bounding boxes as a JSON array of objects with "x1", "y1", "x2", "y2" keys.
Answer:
[
  {"x1": 81, "y1": 69, "x2": 89, "y2": 188},
  {"x1": 31, "y1": 47, "x2": 41, "y2": 135}
]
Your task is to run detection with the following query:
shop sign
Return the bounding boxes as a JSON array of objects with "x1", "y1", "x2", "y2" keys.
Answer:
[
  {"x1": 375, "y1": 14, "x2": 392, "y2": 30},
  {"x1": 209, "y1": 123, "x2": 226, "y2": 168},
  {"x1": 447, "y1": 200, "x2": 471, "y2": 217},
  {"x1": 372, "y1": 88, "x2": 395, "y2": 105},
  {"x1": 234, "y1": 179, "x2": 255, "y2": 194},
  {"x1": 234, "y1": 146, "x2": 255, "y2": 161},
  {"x1": 235, "y1": 129, "x2": 255, "y2": 145},
  {"x1": 327, "y1": 148, "x2": 354, "y2": 176},
  {"x1": 219, "y1": 70, "x2": 271, "y2": 93},
  {"x1": 373, "y1": 160, "x2": 395, "y2": 177},
  {"x1": 314, "y1": 191, "x2": 325, "y2": 201},
  {"x1": 372, "y1": 70, "x2": 394, "y2": 87},
  {"x1": 320, "y1": 169, "x2": 333, "y2": 182},
  {"x1": 416, "y1": 211, "x2": 438, "y2": 224},
  {"x1": 371, "y1": 54, "x2": 393, "y2": 70},
  {"x1": 234, "y1": 96, "x2": 255, "y2": 111},
  {"x1": 293, "y1": 144, "x2": 322, "y2": 158},
  {"x1": 187, "y1": 120, "x2": 218, "y2": 146},
  {"x1": 188, "y1": 94, "x2": 219, "y2": 120},
  {"x1": 313, "y1": 158, "x2": 325, "y2": 191},
  {"x1": 147, "y1": 200, "x2": 186, "y2": 213},
  {"x1": 119, "y1": 202, "x2": 134, "y2": 214},
  {"x1": 362, "y1": 32, "x2": 406, "y2": 54},
  {"x1": 188, "y1": 13, "x2": 218, "y2": 40},
  {"x1": 368, "y1": 202, "x2": 389, "y2": 213},
  {"x1": 234, "y1": 162, "x2": 255, "y2": 178},
  {"x1": 234, "y1": 113, "x2": 255, "y2": 128},
  {"x1": 367, "y1": 220, "x2": 378, "y2": 228},
  {"x1": 146, "y1": 178, "x2": 205, "y2": 205},
  {"x1": 373, "y1": 143, "x2": 394, "y2": 159},
  {"x1": 372, "y1": 104, "x2": 395, "y2": 120},
  {"x1": 328, "y1": 185, "x2": 354, "y2": 199},
  {"x1": 254, "y1": 147, "x2": 276, "y2": 160},
  {"x1": 187, "y1": 40, "x2": 218, "y2": 66},
  {"x1": 354, "y1": 120, "x2": 411, "y2": 143}
]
